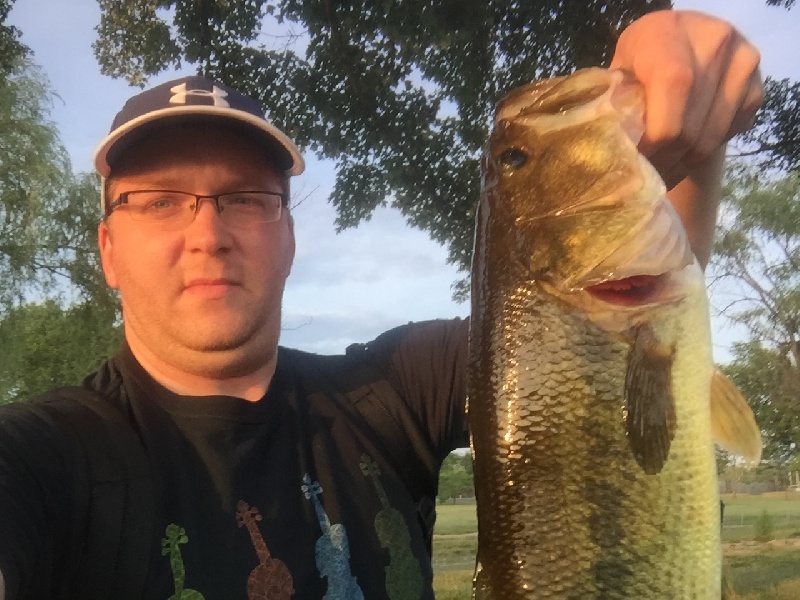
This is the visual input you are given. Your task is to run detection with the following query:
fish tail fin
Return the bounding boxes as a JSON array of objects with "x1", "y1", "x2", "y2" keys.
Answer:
[{"x1": 710, "y1": 369, "x2": 762, "y2": 465}]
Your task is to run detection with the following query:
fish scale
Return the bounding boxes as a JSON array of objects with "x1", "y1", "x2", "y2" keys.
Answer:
[
  {"x1": 471, "y1": 279, "x2": 719, "y2": 598},
  {"x1": 468, "y1": 68, "x2": 722, "y2": 599}
]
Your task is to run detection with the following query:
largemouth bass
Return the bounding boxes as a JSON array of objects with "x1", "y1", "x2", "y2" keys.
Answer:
[{"x1": 467, "y1": 68, "x2": 760, "y2": 599}]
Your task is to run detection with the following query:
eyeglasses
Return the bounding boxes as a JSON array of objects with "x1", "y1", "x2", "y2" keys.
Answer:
[{"x1": 106, "y1": 190, "x2": 287, "y2": 228}]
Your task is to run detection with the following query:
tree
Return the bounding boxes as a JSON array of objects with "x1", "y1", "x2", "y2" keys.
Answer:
[
  {"x1": 0, "y1": 7, "x2": 118, "y2": 308},
  {"x1": 0, "y1": 300, "x2": 121, "y2": 405},
  {"x1": 0, "y1": 0, "x2": 26, "y2": 77},
  {"x1": 0, "y1": 60, "x2": 118, "y2": 309},
  {"x1": 0, "y1": 167, "x2": 121, "y2": 404},
  {"x1": 438, "y1": 451, "x2": 474, "y2": 503},
  {"x1": 45, "y1": 172, "x2": 120, "y2": 310},
  {"x1": 0, "y1": 55, "x2": 73, "y2": 309},
  {"x1": 721, "y1": 342, "x2": 798, "y2": 466},
  {"x1": 711, "y1": 165, "x2": 799, "y2": 465},
  {"x1": 0, "y1": 16, "x2": 121, "y2": 398},
  {"x1": 93, "y1": 0, "x2": 672, "y2": 292},
  {"x1": 738, "y1": 77, "x2": 800, "y2": 174}
]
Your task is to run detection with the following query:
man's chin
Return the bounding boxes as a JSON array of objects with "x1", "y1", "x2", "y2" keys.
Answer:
[
  {"x1": 177, "y1": 328, "x2": 277, "y2": 372},
  {"x1": 178, "y1": 343, "x2": 275, "y2": 379}
]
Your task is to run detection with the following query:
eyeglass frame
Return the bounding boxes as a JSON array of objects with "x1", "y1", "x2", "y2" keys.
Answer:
[{"x1": 104, "y1": 189, "x2": 289, "y2": 224}]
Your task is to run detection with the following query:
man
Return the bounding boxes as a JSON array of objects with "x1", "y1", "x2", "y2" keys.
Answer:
[{"x1": 0, "y1": 9, "x2": 762, "y2": 599}]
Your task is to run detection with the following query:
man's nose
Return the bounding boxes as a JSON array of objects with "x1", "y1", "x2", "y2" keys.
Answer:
[{"x1": 185, "y1": 197, "x2": 232, "y2": 250}]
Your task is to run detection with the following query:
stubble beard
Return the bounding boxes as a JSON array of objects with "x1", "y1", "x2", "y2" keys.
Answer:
[{"x1": 125, "y1": 296, "x2": 283, "y2": 381}]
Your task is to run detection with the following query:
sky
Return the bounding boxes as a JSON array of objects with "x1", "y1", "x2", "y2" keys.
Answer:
[{"x1": 7, "y1": 0, "x2": 799, "y2": 359}]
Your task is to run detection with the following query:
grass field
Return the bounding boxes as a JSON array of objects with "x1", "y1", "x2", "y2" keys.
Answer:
[
  {"x1": 431, "y1": 494, "x2": 800, "y2": 599},
  {"x1": 721, "y1": 493, "x2": 800, "y2": 541}
]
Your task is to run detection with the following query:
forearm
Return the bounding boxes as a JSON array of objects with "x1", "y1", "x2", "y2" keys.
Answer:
[
  {"x1": 1, "y1": 568, "x2": 6, "y2": 600},
  {"x1": 665, "y1": 145, "x2": 725, "y2": 269}
]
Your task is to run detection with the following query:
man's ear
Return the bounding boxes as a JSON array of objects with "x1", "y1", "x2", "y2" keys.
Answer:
[
  {"x1": 284, "y1": 212, "x2": 296, "y2": 280},
  {"x1": 98, "y1": 221, "x2": 119, "y2": 290}
]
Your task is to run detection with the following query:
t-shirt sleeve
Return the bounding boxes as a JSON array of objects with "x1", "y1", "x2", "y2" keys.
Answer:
[
  {"x1": 0, "y1": 403, "x2": 79, "y2": 599},
  {"x1": 355, "y1": 318, "x2": 470, "y2": 463}
]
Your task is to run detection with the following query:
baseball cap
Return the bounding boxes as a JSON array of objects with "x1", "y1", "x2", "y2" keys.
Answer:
[{"x1": 93, "y1": 75, "x2": 305, "y2": 179}]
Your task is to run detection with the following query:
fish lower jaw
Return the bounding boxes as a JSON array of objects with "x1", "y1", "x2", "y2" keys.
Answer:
[
  {"x1": 536, "y1": 264, "x2": 700, "y2": 336},
  {"x1": 583, "y1": 273, "x2": 671, "y2": 307},
  {"x1": 557, "y1": 258, "x2": 701, "y2": 313}
]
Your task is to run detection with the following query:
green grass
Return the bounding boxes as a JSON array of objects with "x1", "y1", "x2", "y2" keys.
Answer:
[
  {"x1": 432, "y1": 563, "x2": 800, "y2": 600},
  {"x1": 722, "y1": 494, "x2": 800, "y2": 542},
  {"x1": 721, "y1": 493, "x2": 800, "y2": 518},
  {"x1": 432, "y1": 570, "x2": 473, "y2": 600},
  {"x1": 431, "y1": 505, "x2": 478, "y2": 593},
  {"x1": 434, "y1": 503, "x2": 477, "y2": 535},
  {"x1": 432, "y1": 494, "x2": 800, "y2": 598},
  {"x1": 432, "y1": 533, "x2": 477, "y2": 573},
  {"x1": 726, "y1": 579, "x2": 800, "y2": 600},
  {"x1": 725, "y1": 550, "x2": 800, "y2": 597}
]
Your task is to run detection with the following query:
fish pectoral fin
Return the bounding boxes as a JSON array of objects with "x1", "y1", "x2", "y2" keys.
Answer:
[
  {"x1": 710, "y1": 369, "x2": 762, "y2": 466},
  {"x1": 624, "y1": 325, "x2": 677, "y2": 475}
]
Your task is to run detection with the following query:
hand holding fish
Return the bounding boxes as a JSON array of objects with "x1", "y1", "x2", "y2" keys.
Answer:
[
  {"x1": 611, "y1": 10, "x2": 763, "y2": 189},
  {"x1": 609, "y1": 10, "x2": 763, "y2": 267}
]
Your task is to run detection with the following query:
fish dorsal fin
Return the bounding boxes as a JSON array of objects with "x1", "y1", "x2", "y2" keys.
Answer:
[
  {"x1": 624, "y1": 325, "x2": 677, "y2": 475},
  {"x1": 710, "y1": 369, "x2": 762, "y2": 465}
]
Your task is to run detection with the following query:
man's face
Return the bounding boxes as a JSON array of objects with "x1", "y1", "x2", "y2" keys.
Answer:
[{"x1": 98, "y1": 124, "x2": 295, "y2": 379}]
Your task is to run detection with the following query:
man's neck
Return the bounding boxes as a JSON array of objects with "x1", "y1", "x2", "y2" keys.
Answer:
[{"x1": 125, "y1": 334, "x2": 276, "y2": 402}]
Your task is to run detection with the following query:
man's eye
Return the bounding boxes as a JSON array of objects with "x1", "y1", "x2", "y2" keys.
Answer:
[
  {"x1": 226, "y1": 195, "x2": 269, "y2": 209},
  {"x1": 230, "y1": 195, "x2": 264, "y2": 207},
  {"x1": 141, "y1": 196, "x2": 181, "y2": 211},
  {"x1": 150, "y1": 198, "x2": 175, "y2": 209}
]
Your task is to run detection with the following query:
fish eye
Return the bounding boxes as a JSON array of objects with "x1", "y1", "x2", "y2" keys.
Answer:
[{"x1": 499, "y1": 148, "x2": 528, "y2": 168}]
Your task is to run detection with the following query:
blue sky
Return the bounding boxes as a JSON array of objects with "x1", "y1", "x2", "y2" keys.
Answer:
[{"x1": 8, "y1": 0, "x2": 799, "y2": 358}]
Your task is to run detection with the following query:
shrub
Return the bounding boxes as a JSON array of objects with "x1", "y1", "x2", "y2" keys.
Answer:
[{"x1": 754, "y1": 510, "x2": 774, "y2": 542}]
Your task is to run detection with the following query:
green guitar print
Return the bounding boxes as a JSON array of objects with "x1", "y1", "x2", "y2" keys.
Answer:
[
  {"x1": 360, "y1": 454, "x2": 423, "y2": 599},
  {"x1": 161, "y1": 524, "x2": 206, "y2": 600}
]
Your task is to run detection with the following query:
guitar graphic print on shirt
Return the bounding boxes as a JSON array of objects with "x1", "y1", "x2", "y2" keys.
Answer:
[
  {"x1": 236, "y1": 500, "x2": 295, "y2": 600},
  {"x1": 359, "y1": 454, "x2": 423, "y2": 599},
  {"x1": 161, "y1": 524, "x2": 206, "y2": 600},
  {"x1": 301, "y1": 474, "x2": 364, "y2": 600}
]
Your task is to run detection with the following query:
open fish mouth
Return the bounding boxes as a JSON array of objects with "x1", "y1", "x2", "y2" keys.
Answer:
[
  {"x1": 585, "y1": 273, "x2": 669, "y2": 307},
  {"x1": 561, "y1": 197, "x2": 697, "y2": 309}
]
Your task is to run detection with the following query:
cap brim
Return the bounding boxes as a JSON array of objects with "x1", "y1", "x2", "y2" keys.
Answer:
[{"x1": 93, "y1": 105, "x2": 305, "y2": 177}]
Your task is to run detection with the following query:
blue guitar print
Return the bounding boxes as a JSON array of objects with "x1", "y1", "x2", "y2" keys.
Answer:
[{"x1": 301, "y1": 474, "x2": 364, "y2": 600}]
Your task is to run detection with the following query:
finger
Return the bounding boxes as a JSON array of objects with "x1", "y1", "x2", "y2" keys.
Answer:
[
  {"x1": 689, "y1": 77, "x2": 762, "y2": 168},
  {"x1": 634, "y1": 58, "x2": 697, "y2": 184},
  {"x1": 683, "y1": 47, "x2": 763, "y2": 165},
  {"x1": 610, "y1": 17, "x2": 700, "y2": 164},
  {"x1": 643, "y1": 15, "x2": 748, "y2": 168},
  {"x1": 640, "y1": 25, "x2": 761, "y2": 184},
  {"x1": 656, "y1": 66, "x2": 762, "y2": 190},
  {"x1": 643, "y1": 51, "x2": 729, "y2": 178},
  {"x1": 727, "y1": 67, "x2": 764, "y2": 137},
  {"x1": 609, "y1": 10, "x2": 764, "y2": 187}
]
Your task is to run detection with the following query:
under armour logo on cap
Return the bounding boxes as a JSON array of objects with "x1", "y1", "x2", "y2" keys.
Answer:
[
  {"x1": 169, "y1": 83, "x2": 230, "y2": 107},
  {"x1": 93, "y1": 74, "x2": 305, "y2": 194}
]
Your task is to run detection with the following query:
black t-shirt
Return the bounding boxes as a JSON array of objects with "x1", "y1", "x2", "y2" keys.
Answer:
[{"x1": 0, "y1": 318, "x2": 468, "y2": 599}]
